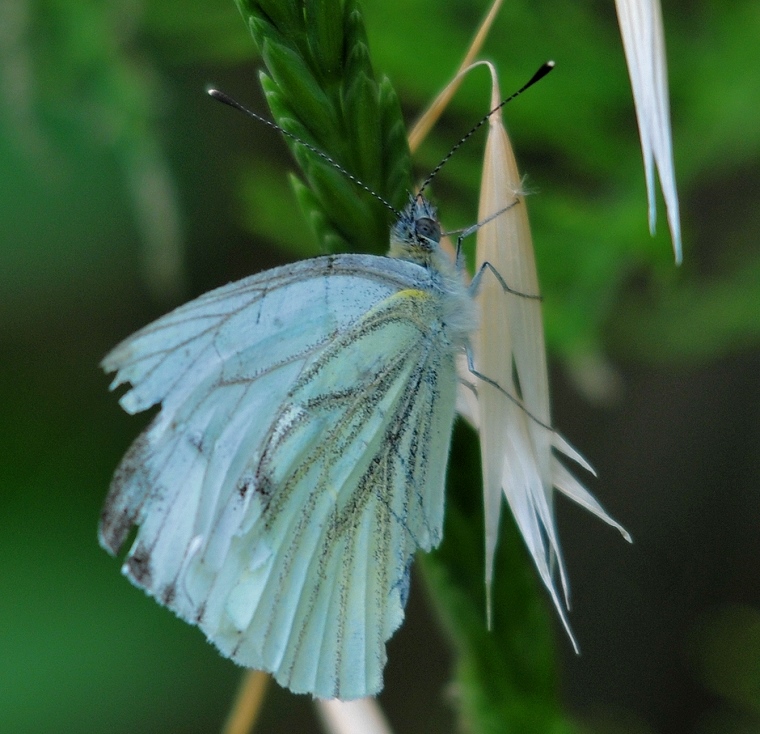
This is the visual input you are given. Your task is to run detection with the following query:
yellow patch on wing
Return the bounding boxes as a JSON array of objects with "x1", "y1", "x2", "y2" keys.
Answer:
[{"x1": 377, "y1": 288, "x2": 437, "y2": 330}]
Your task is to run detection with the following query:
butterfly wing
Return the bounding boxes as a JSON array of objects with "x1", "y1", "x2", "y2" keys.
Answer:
[
  {"x1": 99, "y1": 255, "x2": 458, "y2": 699},
  {"x1": 100, "y1": 255, "x2": 414, "y2": 561}
]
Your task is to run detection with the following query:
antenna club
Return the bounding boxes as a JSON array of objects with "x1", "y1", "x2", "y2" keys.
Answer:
[{"x1": 529, "y1": 61, "x2": 555, "y2": 86}]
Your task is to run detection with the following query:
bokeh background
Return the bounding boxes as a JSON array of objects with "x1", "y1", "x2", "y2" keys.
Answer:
[{"x1": 2, "y1": 0, "x2": 760, "y2": 732}]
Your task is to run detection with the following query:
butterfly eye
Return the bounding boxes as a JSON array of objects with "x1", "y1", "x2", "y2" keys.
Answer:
[{"x1": 416, "y1": 217, "x2": 441, "y2": 245}]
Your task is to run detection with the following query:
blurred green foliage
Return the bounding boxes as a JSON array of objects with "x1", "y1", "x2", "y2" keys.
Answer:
[
  {"x1": 688, "y1": 605, "x2": 760, "y2": 732},
  {"x1": 2, "y1": 0, "x2": 760, "y2": 732}
]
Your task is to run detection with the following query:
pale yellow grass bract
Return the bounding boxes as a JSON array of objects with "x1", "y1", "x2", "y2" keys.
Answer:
[
  {"x1": 615, "y1": 0, "x2": 682, "y2": 263},
  {"x1": 468, "y1": 63, "x2": 631, "y2": 639}
]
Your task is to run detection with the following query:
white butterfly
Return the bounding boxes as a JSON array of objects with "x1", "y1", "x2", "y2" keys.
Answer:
[{"x1": 100, "y1": 195, "x2": 481, "y2": 700}]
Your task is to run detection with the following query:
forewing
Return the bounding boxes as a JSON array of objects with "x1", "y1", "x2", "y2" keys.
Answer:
[
  {"x1": 99, "y1": 258, "x2": 457, "y2": 699},
  {"x1": 99, "y1": 254, "x2": 423, "y2": 556}
]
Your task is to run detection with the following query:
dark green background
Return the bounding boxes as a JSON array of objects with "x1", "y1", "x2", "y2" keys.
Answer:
[{"x1": 2, "y1": 0, "x2": 760, "y2": 732}]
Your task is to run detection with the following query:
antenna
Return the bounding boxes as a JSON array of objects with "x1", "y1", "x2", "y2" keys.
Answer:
[
  {"x1": 208, "y1": 88, "x2": 401, "y2": 218},
  {"x1": 417, "y1": 61, "x2": 555, "y2": 196}
]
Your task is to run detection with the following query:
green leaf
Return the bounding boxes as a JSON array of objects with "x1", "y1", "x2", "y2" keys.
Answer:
[
  {"x1": 260, "y1": 40, "x2": 338, "y2": 139},
  {"x1": 342, "y1": 70, "x2": 382, "y2": 189},
  {"x1": 246, "y1": 0, "x2": 303, "y2": 39},
  {"x1": 377, "y1": 76, "x2": 413, "y2": 209},
  {"x1": 235, "y1": 0, "x2": 411, "y2": 256},
  {"x1": 289, "y1": 173, "x2": 345, "y2": 254},
  {"x1": 305, "y1": 0, "x2": 345, "y2": 82}
]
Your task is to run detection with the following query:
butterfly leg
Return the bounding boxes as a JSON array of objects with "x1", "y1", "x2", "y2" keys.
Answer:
[
  {"x1": 468, "y1": 261, "x2": 542, "y2": 300},
  {"x1": 454, "y1": 199, "x2": 522, "y2": 269},
  {"x1": 464, "y1": 346, "x2": 553, "y2": 432}
]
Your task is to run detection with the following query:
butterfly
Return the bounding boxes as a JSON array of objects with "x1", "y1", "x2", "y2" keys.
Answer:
[{"x1": 99, "y1": 193, "x2": 483, "y2": 700}]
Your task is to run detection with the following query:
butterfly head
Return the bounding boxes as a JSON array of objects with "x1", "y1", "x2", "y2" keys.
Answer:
[{"x1": 388, "y1": 194, "x2": 443, "y2": 265}]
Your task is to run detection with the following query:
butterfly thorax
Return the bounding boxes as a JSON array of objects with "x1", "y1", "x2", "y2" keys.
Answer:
[{"x1": 388, "y1": 194, "x2": 477, "y2": 345}]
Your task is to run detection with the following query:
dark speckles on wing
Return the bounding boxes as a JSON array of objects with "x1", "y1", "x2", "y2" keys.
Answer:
[
  {"x1": 160, "y1": 582, "x2": 177, "y2": 605},
  {"x1": 395, "y1": 559, "x2": 413, "y2": 609},
  {"x1": 99, "y1": 432, "x2": 153, "y2": 554},
  {"x1": 99, "y1": 504, "x2": 135, "y2": 557},
  {"x1": 125, "y1": 543, "x2": 153, "y2": 586},
  {"x1": 253, "y1": 472, "x2": 274, "y2": 501},
  {"x1": 186, "y1": 430, "x2": 206, "y2": 455},
  {"x1": 237, "y1": 479, "x2": 252, "y2": 499},
  {"x1": 195, "y1": 602, "x2": 206, "y2": 624}
]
